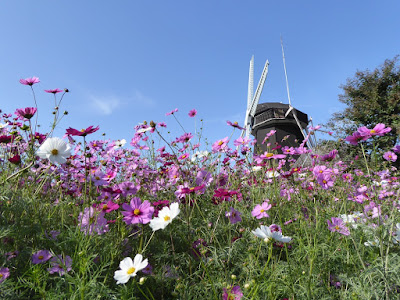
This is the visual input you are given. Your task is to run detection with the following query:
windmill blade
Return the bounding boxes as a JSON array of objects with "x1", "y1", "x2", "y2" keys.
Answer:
[
  {"x1": 249, "y1": 60, "x2": 269, "y2": 118},
  {"x1": 247, "y1": 56, "x2": 254, "y2": 110}
]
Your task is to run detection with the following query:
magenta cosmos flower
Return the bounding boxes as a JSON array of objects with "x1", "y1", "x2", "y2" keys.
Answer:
[
  {"x1": 121, "y1": 197, "x2": 154, "y2": 225},
  {"x1": 252, "y1": 200, "x2": 272, "y2": 219},
  {"x1": 15, "y1": 107, "x2": 37, "y2": 120},
  {"x1": 32, "y1": 250, "x2": 52, "y2": 264},
  {"x1": 166, "y1": 108, "x2": 178, "y2": 116},
  {"x1": 188, "y1": 109, "x2": 197, "y2": 117},
  {"x1": 19, "y1": 76, "x2": 40, "y2": 86},
  {"x1": 327, "y1": 217, "x2": 350, "y2": 236},
  {"x1": 66, "y1": 125, "x2": 99, "y2": 137},
  {"x1": 223, "y1": 285, "x2": 243, "y2": 300},
  {"x1": 44, "y1": 89, "x2": 63, "y2": 94}
]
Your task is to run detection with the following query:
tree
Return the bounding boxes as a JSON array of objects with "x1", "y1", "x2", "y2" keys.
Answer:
[{"x1": 327, "y1": 56, "x2": 400, "y2": 151}]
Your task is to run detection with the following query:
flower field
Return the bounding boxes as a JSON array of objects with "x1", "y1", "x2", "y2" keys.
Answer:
[{"x1": 1, "y1": 78, "x2": 400, "y2": 299}]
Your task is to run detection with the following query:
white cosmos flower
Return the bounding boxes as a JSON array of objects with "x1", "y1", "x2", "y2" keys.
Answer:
[
  {"x1": 37, "y1": 137, "x2": 71, "y2": 164},
  {"x1": 114, "y1": 254, "x2": 148, "y2": 284},
  {"x1": 149, "y1": 202, "x2": 180, "y2": 231},
  {"x1": 266, "y1": 170, "x2": 280, "y2": 178},
  {"x1": 113, "y1": 139, "x2": 126, "y2": 149},
  {"x1": 191, "y1": 150, "x2": 209, "y2": 162},
  {"x1": 252, "y1": 225, "x2": 292, "y2": 243}
]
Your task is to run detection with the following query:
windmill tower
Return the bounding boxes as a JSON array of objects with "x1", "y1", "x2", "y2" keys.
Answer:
[{"x1": 242, "y1": 54, "x2": 310, "y2": 154}]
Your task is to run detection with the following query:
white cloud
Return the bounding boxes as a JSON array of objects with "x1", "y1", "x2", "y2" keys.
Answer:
[
  {"x1": 131, "y1": 90, "x2": 155, "y2": 108},
  {"x1": 90, "y1": 96, "x2": 121, "y2": 115}
]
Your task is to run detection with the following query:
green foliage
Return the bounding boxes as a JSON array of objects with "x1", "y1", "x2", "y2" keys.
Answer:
[{"x1": 327, "y1": 55, "x2": 400, "y2": 150}]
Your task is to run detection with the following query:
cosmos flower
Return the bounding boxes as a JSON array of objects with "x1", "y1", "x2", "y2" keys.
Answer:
[
  {"x1": 251, "y1": 200, "x2": 272, "y2": 219},
  {"x1": 149, "y1": 202, "x2": 180, "y2": 231},
  {"x1": 222, "y1": 285, "x2": 243, "y2": 300},
  {"x1": 226, "y1": 120, "x2": 244, "y2": 130},
  {"x1": 225, "y1": 207, "x2": 242, "y2": 224},
  {"x1": 121, "y1": 198, "x2": 154, "y2": 225},
  {"x1": 327, "y1": 217, "x2": 350, "y2": 236},
  {"x1": 0, "y1": 267, "x2": 10, "y2": 283},
  {"x1": 36, "y1": 137, "x2": 71, "y2": 164},
  {"x1": 15, "y1": 107, "x2": 37, "y2": 120},
  {"x1": 19, "y1": 77, "x2": 40, "y2": 86},
  {"x1": 188, "y1": 109, "x2": 197, "y2": 117},
  {"x1": 32, "y1": 250, "x2": 52, "y2": 264},
  {"x1": 66, "y1": 125, "x2": 99, "y2": 137},
  {"x1": 212, "y1": 137, "x2": 229, "y2": 153},
  {"x1": 252, "y1": 225, "x2": 292, "y2": 243},
  {"x1": 78, "y1": 207, "x2": 109, "y2": 235},
  {"x1": 383, "y1": 151, "x2": 397, "y2": 162},
  {"x1": 114, "y1": 254, "x2": 148, "y2": 284},
  {"x1": 166, "y1": 108, "x2": 178, "y2": 116},
  {"x1": 44, "y1": 89, "x2": 63, "y2": 94},
  {"x1": 47, "y1": 255, "x2": 72, "y2": 276}
]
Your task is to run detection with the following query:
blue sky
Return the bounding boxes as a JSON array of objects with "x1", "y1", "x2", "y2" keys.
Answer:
[{"x1": 1, "y1": 1, "x2": 399, "y2": 147}]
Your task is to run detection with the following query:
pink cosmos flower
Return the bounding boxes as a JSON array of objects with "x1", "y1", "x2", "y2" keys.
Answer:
[
  {"x1": 32, "y1": 250, "x2": 52, "y2": 264},
  {"x1": 317, "y1": 174, "x2": 335, "y2": 189},
  {"x1": 226, "y1": 120, "x2": 244, "y2": 130},
  {"x1": 251, "y1": 200, "x2": 272, "y2": 219},
  {"x1": 327, "y1": 217, "x2": 350, "y2": 236},
  {"x1": 358, "y1": 123, "x2": 391, "y2": 139},
  {"x1": 233, "y1": 136, "x2": 251, "y2": 147},
  {"x1": 225, "y1": 207, "x2": 242, "y2": 224},
  {"x1": 212, "y1": 137, "x2": 229, "y2": 152},
  {"x1": 121, "y1": 197, "x2": 154, "y2": 225},
  {"x1": 44, "y1": 89, "x2": 63, "y2": 94},
  {"x1": 392, "y1": 145, "x2": 400, "y2": 153},
  {"x1": 97, "y1": 200, "x2": 119, "y2": 213},
  {"x1": 166, "y1": 108, "x2": 178, "y2": 116},
  {"x1": 66, "y1": 125, "x2": 99, "y2": 137},
  {"x1": 15, "y1": 107, "x2": 37, "y2": 120},
  {"x1": 383, "y1": 151, "x2": 397, "y2": 162},
  {"x1": 344, "y1": 131, "x2": 364, "y2": 145},
  {"x1": 222, "y1": 285, "x2": 243, "y2": 300},
  {"x1": 188, "y1": 109, "x2": 197, "y2": 117},
  {"x1": 19, "y1": 77, "x2": 40, "y2": 86}
]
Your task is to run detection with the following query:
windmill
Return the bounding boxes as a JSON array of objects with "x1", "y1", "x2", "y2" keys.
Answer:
[{"x1": 241, "y1": 49, "x2": 311, "y2": 154}]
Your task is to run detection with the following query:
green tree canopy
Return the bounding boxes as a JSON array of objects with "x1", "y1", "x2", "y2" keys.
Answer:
[{"x1": 327, "y1": 56, "x2": 400, "y2": 150}]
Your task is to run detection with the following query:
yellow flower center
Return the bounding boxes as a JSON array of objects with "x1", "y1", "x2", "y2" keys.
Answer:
[
  {"x1": 260, "y1": 209, "x2": 265, "y2": 213},
  {"x1": 103, "y1": 204, "x2": 108, "y2": 210},
  {"x1": 335, "y1": 225, "x2": 340, "y2": 230},
  {"x1": 218, "y1": 141, "x2": 223, "y2": 146},
  {"x1": 81, "y1": 129, "x2": 85, "y2": 132},
  {"x1": 265, "y1": 153, "x2": 274, "y2": 158},
  {"x1": 38, "y1": 255, "x2": 44, "y2": 260},
  {"x1": 164, "y1": 215, "x2": 171, "y2": 222},
  {"x1": 370, "y1": 129, "x2": 376, "y2": 134},
  {"x1": 51, "y1": 149, "x2": 59, "y2": 155},
  {"x1": 0, "y1": 274, "x2": 3, "y2": 278},
  {"x1": 133, "y1": 209, "x2": 141, "y2": 215},
  {"x1": 127, "y1": 267, "x2": 136, "y2": 275}
]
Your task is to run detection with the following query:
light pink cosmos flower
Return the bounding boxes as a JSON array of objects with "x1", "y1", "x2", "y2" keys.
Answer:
[
  {"x1": 212, "y1": 137, "x2": 229, "y2": 152},
  {"x1": 226, "y1": 120, "x2": 244, "y2": 130},
  {"x1": 327, "y1": 217, "x2": 350, "y2": 236},
  {"x1": 166, "y1": 108, "x2": 178, "y2": 116},
  {"x1": 357, "y1": 123, "x2": 391, "y2": 140},
  {"x1": 344, "y1": 131, "x2": 364, "y2": 145},
  {"x1": 121, "y1": 197, "x2": 154, "y2": 225},
  {"x1": 20, "y1": 77, "x2": 40, "y2": 86},
  {"x1": 47, "y1": 255, "x2": 72, "y2": 276},
  {"x1": 0, "y1": 267, "x2": 10, "y2": 283},
  {"x1": 251, "y1": 200, "x2": 272, "y2": 219},
  {"x1": 32, "y1": 250, "x2": 52, "y2": 264},
  {"x1": 383, "y1": 151, "x2": 397, "y2": 162}
]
